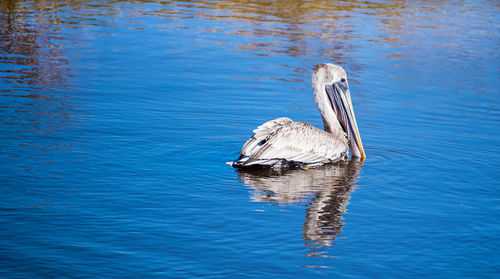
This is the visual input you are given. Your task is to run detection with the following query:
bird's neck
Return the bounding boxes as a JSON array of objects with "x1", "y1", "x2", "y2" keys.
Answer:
[{"x1": 321, "y1": 116, "x2": 336, "y2": 133}]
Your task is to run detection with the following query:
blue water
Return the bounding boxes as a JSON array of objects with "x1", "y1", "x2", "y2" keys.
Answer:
[{"x1": 1, "y1": 0, "x2": 499, "y2": 278}]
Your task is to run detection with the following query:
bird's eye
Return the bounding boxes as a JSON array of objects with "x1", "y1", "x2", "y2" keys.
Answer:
[{"x1": 340, "y1": 78, "x2": 346, "y2": 83}]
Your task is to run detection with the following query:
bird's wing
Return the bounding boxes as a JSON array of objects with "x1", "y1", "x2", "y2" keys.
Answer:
[
  {"x1": 240, "y1": 122, "x2": 348, "y2": 166},
  {"x1": 240, "y1": 117, "x2": 293, "y2": 157}
]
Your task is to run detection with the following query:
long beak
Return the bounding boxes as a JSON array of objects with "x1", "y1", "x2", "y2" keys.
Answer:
[{"x1": 325, "y1": 82, "x2": 366, "y2": 158}]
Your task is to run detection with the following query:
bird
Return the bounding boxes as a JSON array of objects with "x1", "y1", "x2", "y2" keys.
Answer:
[{"x1": 231, "y1": 63, "x2": 365, "y2": 168}]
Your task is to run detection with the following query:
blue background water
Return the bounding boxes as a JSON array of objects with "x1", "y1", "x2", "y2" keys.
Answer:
[{"x1": 0, "y1": 0, "x2": 499, "y2": 278}]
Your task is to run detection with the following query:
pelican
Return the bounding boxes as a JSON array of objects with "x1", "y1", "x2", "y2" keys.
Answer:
[{"x1": 232, "y1": 63, "x2": 365, "y2": 168}]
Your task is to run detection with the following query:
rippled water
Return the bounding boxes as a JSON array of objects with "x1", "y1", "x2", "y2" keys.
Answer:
[{"x1": 1, "y1": 0, "x2": 499, "y2": 278}]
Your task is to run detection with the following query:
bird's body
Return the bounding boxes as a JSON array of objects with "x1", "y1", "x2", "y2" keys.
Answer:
[
  {"x1": 232, "y1": 63, "x2": 365, "y2": 168},
  {"x1": 235, "y1": 117, "x2": 348, "y2": 167}
]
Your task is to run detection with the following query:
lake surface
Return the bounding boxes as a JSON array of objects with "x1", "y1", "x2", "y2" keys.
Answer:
[{"x1": 1, "y1": 0, "x2": 499, "y2": 278}]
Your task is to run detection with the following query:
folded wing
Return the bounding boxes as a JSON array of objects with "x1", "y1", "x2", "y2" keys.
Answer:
[{"x1": 234, "y1": 118, "x2": 348, "y2": 167}]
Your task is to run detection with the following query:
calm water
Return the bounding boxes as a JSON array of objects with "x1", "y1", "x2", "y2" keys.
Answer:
[{"x1": 1, "y1": 0, "x2": 499, "y2": 278}]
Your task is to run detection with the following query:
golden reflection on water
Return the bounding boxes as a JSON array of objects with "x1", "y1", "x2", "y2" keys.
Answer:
[
  {"x1": 0, "y1": 0, "x2": 402, "y2": 86},
  {"x1": 238, "y1": 159, "x2": 362, "y2": 259},
  {"x1": 0, "y1": 0, "x2": 72, "y2": 89},
  {"x1": 1, "y1": 0, "x2": 474, "y2": 91},
  {"x1": 0, "y1": 1, "x2": 89, "y2": 156}
]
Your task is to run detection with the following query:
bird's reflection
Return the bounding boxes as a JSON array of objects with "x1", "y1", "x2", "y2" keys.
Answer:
[{"x1": 238, "y1": 159, "x2": 362, "y2": 257}]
